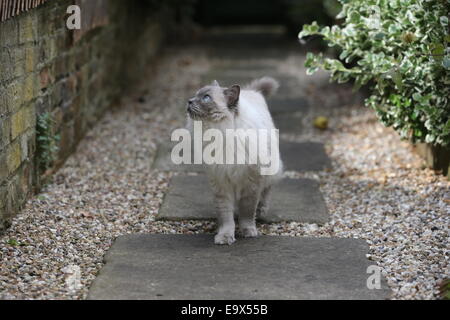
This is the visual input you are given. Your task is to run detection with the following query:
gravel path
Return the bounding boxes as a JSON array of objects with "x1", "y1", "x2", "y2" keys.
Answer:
[{"x1": 0, "y1": 46, "x2": 448, "y2": 300}]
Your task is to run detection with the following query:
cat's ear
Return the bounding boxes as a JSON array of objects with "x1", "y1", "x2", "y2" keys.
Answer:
[
  {"x1": 211, "y1": 80, "x2": 220, "y2": 87},
  {"x1": 224, "y1": 85, "x2": 240, "y2": 109}
]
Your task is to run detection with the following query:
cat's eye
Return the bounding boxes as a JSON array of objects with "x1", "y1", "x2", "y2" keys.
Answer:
[{"x1": 202, "y1": 95, "x2": 212, "y2": 103}]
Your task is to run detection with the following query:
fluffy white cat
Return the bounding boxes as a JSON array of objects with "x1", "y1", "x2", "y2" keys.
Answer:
[{"x1": 186, "y1": 77, "x2": 283, "y2": 245}]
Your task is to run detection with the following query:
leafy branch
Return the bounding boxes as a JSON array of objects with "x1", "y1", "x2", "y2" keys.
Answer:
[{"x1": 299, "y1": 0, "x2": 450, "y2": 146}]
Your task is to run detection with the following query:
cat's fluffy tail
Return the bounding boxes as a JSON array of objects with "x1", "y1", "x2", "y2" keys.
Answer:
[{"x1": 246, "y1": 77, "x2": 279, "y2": 98}]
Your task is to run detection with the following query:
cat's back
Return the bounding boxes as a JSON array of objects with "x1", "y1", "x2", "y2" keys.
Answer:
[{"x1": 237, "y1": 90, "x2": 275, "y2": 130}]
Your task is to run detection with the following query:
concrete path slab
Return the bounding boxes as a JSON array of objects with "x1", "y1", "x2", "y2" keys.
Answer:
[
  {"x1": 158, "y1": 175, "x2": 329, "y2": 224},
  {"x1": 269, "y1": 97, "x2": 309, "y2": 115},
  {"x1": 281, "y1": 142, "x2": 332, "y2": 172},
  {"x1": 152, "y1": 141, "x2": 331, "y2": 173},
  {"x1": 274, "y1": 114, "x2": 305, "y2": 134},
  {"x1": 88, "y1": 234, "x2": 391, "y2": 300}
]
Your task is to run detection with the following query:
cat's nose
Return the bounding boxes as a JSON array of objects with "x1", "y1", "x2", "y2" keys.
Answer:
[{"x1": 187, "y1": 99, "x2": 194, "y2": 111}]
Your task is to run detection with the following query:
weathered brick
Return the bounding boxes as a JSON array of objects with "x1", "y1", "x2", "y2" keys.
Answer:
[
  {"x1": 73, "y1": 47, "x2": 90, "y2": 71},
  {"x1": 75, "y1": 65, "x2": 89, "y2": 94},
  {"x1": 35, "y1": 95, "x2": 51, "y2": 115},
  {"x1": 57, "y1": 120, "x2": 74, "y2": 159},
  {"x1": 62, "y1": 100, "x2": 75, "y2": 123},
  {"x1": 0, "y1": 19, "x2": 19, "y2": 48},
  {"x1": 1, "y1": 81, "x2": 21, "y2": 114},
  {"x1": 56, "y1": 31, "x2": 73, "y2": 52},
  {"x1": 52, "y1": 80, "x2": 71, "y2": 108},
  {"x1": 0, "y1": 185, "x2": 7, "y2": 209},
  {"x1": 39, "y1": 66, "x2": 54, "y2": 90},
  {"x1": 87, "y1": 75, "x2": 103, "y2": 102},
  {"x1": 54, "y1": 55, "x2": 69, "y2": 80},
  {"x1": 0, "y1": 46, "x2": 29, "y2": 85},
  {"x1": 20, "y1": 133, "x2": 30, "y2": 161},
  {"x1": 0, "y1": 92, "x2": 8, "y2": 116},
  {"x1": 27, "y1": 106, "x2": 36, "y2": 130},
  {"x1": 0, "y1": 208, "x2": 12, "y2": 231},
  {"x1": 24, "y1": 45, "x2": 37, "y2": 73},
  {"x1": 38, "y1": 37, "x2": 58, "y2": 64},
  {"x1": 11, "y1": 108, "x2": 27, "y2": 140},
  {"x1": 27, "y1": 132, "x2": 36, "y2": 159},
  {"x1": 67, "y1": 74, "x2": 79, "y2": 96},
  {"x1": 0, "y1": 117, "x2": 11, "y2": 149},
  {"x1": 0, "y1": 49, "x2": 14, "y2": 84},
  {"x1": 37, "y1": 6, "x2": 56, "y2": 36},
  {"x1": 22, "y1": 74, "x2": 39, "y2": 104},
  {"x1": 6, "y1": 175, "x2": 20, "y2": 213},
  {"x1": 51, "y1": 107, "x2": 63, "y2": 132},
  {"x1": 12, "y1": 47, "x2": 27, "y2": 81},
  {"x1": 19, "y1": 14, "x2": 38, "y2": 44},
  {"x1": 7, "y1": 140, "x2": 22, "y2": 175},
  {"x1": 19, "y1": 161, "x2": 32, "y2": 199},
  {"x1": 0, "y1": 152, "x2": 8, "y2": 182},
  {"x1": 88, "y1": 58, "x2": 101, "y2": 81},
  {"x1": 10, "y1": 105, "x2": 34, "y2": 140}
]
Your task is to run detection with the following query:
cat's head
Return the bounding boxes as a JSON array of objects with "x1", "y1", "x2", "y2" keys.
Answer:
[{"x1": 186, "y1": 80, "x2": 240, "y2": 122}]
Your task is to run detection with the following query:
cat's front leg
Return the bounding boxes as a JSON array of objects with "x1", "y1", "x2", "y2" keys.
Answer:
[
  {"x1": 256, "y1": 186, "x2": 272, "y2": 220},
  {"x1": 214, "y1": 194, "x2": 236, "y2": 245},
  {"x1": 238, "y1": 193, "x2": 259, "y2": 238}
]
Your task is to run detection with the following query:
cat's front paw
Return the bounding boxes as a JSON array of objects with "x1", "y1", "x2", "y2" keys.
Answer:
[
  {"x1": 214, "y1": 232, "x2": 235, "y2": 245},
  {"x1": 242, "y1": 226, "x2": 259, "y2": 238}
]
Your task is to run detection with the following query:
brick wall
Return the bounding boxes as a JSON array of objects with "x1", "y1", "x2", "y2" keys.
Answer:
[{"x1": 0, "y1": 0, "x2": 168, "y2": 230}]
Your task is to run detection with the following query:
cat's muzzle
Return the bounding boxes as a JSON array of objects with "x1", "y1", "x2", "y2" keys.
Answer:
[{"x1": 187, "y1": 102, "x2": 203, "y2": 119}]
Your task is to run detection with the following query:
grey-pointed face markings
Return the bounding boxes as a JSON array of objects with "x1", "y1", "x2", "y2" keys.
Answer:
[
  {"x1": 187, "y1": 87, "x2": 219, "y2": 120},
  {"x1": 187, "y1": 80, "x2": 242, "y2": 122}
]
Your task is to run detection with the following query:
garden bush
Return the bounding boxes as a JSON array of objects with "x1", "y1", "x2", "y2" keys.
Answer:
[{"x1": 300, "y1": 0, "x2": 450, "y2": 146}]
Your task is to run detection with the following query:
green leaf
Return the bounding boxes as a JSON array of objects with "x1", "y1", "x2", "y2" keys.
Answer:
[
  {"x1": 443, "y1": 56, "x2": 450, "y2": 70},
  {"x1": 7, "y1": 239, "x2": 19, "y2": 246},
  {"x1": 412, "y1": 93, "x2": 422, "y2": 101},
  {"x1": 388, "y1": 24, "x2": 399, "y2": 33},
  {"x1": 392, "y1": 71, "x2": 403, "y2": 90},
  {"x1": 444, "y1": 120, "x2": 450, "y2": 132},
  {"x1": 374, "y1": 32, "x2": 385, "y2": 40},
  {"x1": 339, "y1": 50, "x2": 349, "y2": 60},
  {"x1": 348, "y1": 11, "x2": 360, "y2": 23},
  {"x1": 431, "y1": 43, "x2": 445, "y2": 61}
]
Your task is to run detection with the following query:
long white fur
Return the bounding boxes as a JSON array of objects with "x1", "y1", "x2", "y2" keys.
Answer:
[{"x1": 187, "y1": 78, "x2": 283, "y2": 245}]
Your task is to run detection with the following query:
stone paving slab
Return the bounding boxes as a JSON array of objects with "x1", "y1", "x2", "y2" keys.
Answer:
[
  {"x1": 88, "y1": 234, "x2": 391, "y2": 300},
  {"x1": 158, "y1": 175, "x2": 329, "y2": 224},
  {"x1": 269, "y1": 97, "x2": 309, "y2": 115},
  {"x1": 152, "y1": 141, "x2": 331, "y2": 173},
  {"x1": 274, "y1": 114, "x2": 305, "y2": 134},
  {"x1": 280, "y1": 142, "x2": 332, "y2": 172}
]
